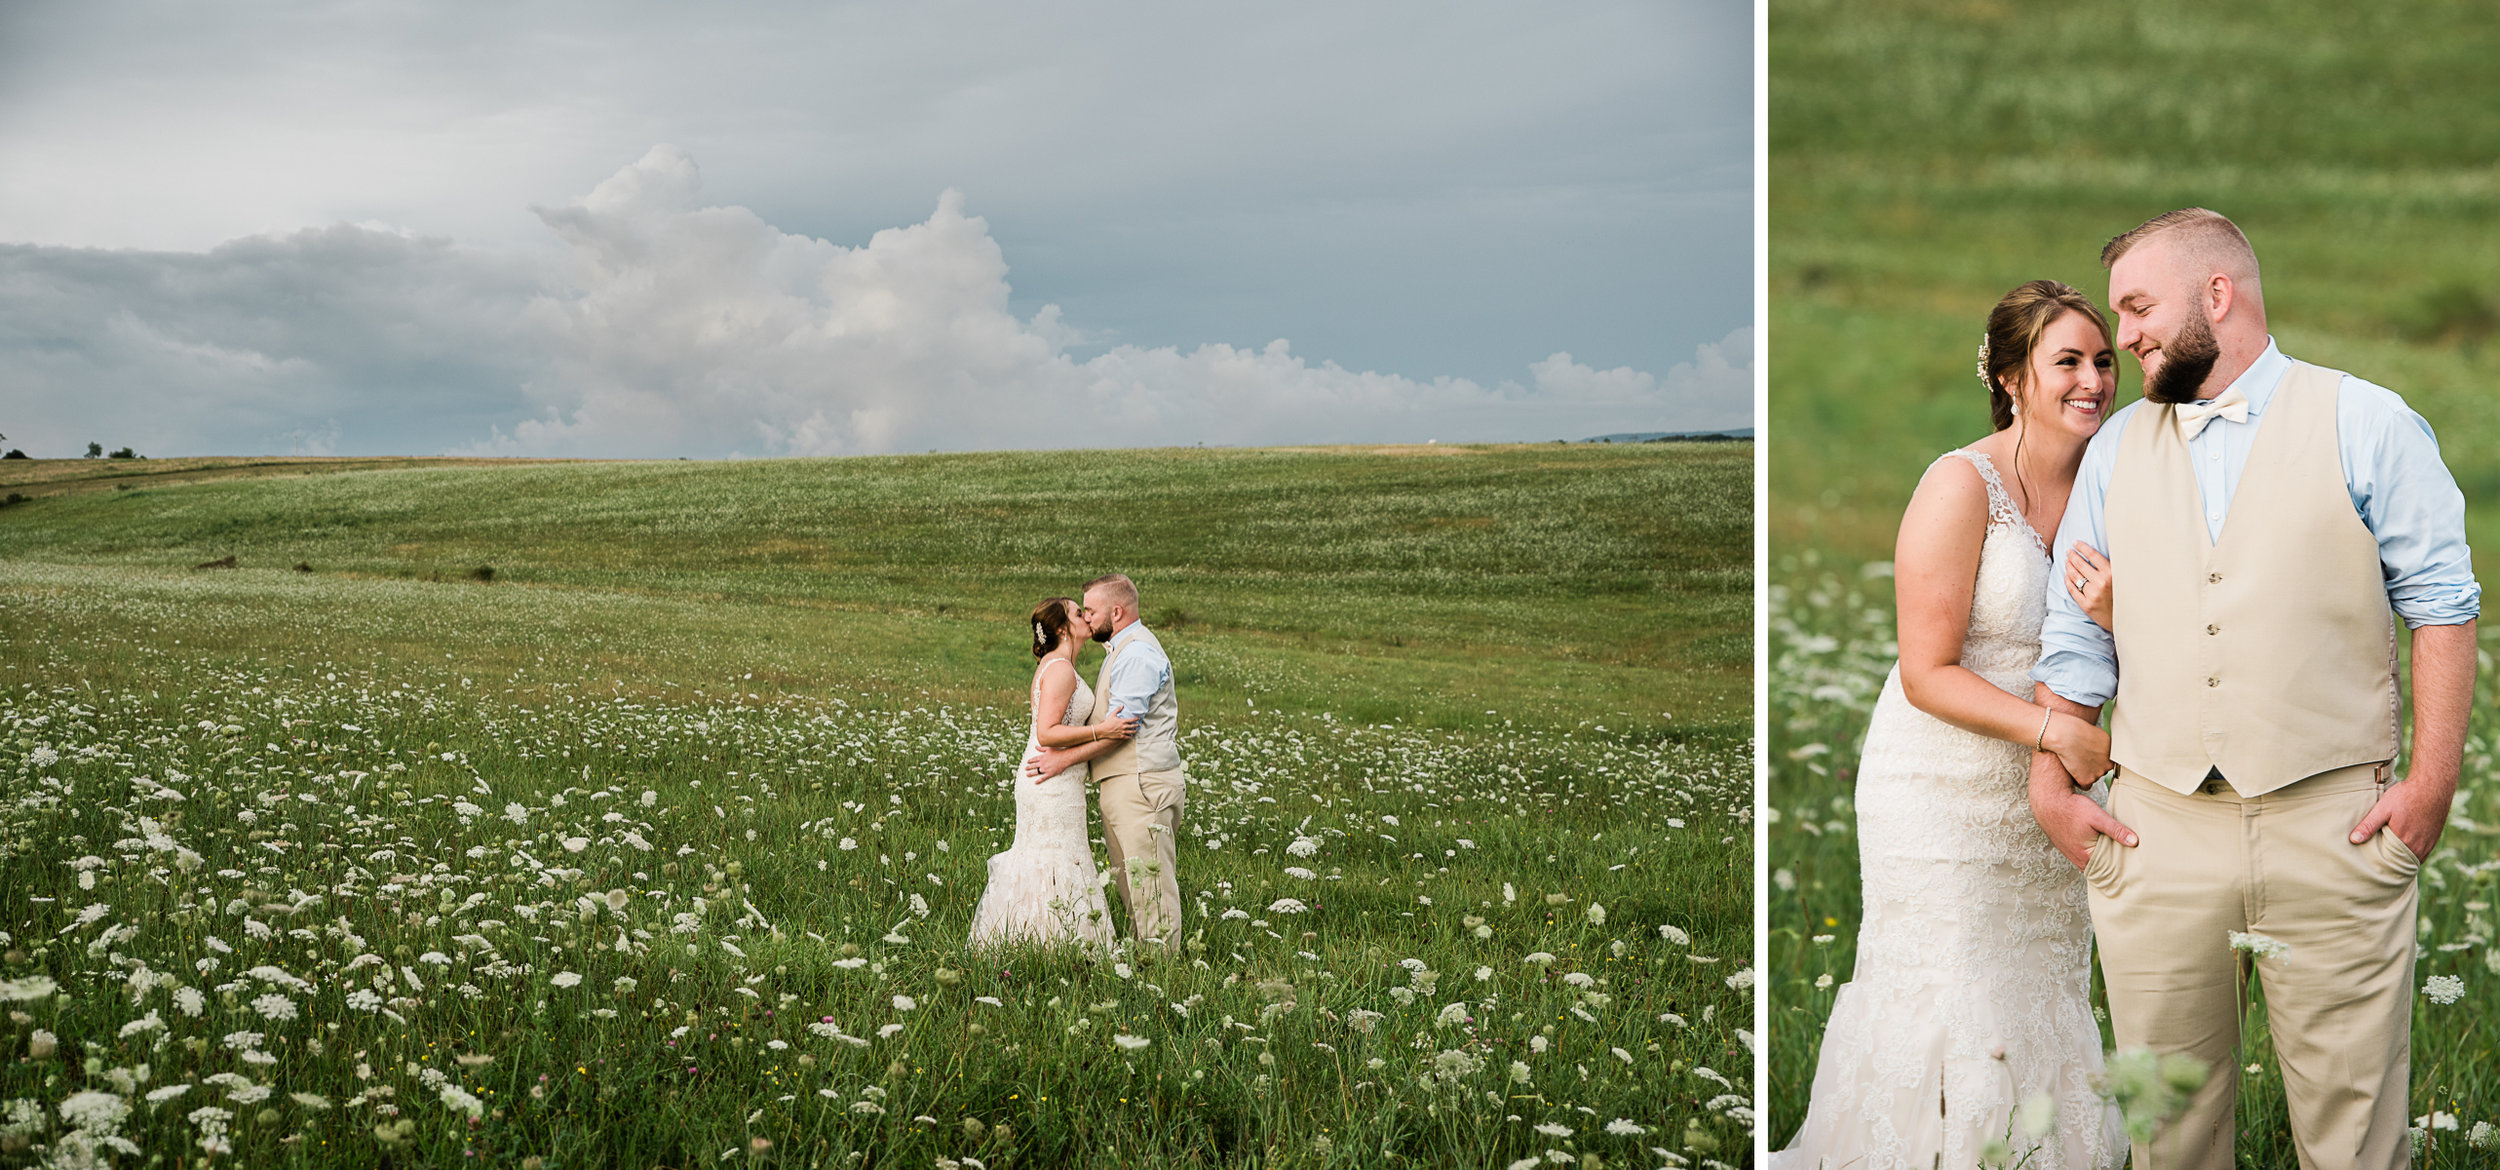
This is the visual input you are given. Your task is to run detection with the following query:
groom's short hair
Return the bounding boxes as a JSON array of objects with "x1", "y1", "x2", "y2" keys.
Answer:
[
  {"x1": 2100, "y1": 208, "x2": 2260, "y2": 286},
  {"x1": 1085, "y1": 573, "x2": 1138, "y2": 611}
]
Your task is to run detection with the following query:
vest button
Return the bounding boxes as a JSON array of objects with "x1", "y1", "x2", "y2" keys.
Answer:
[
  {"x1": 2208, "y1": 572, "x2": 2223, "y2": 584},
  {"x1": 2206, "y1": 624, "x2": 2219, "y2": 635},
  {"x1": 2207, "y1": 677, "x2": 2219, "y2": 687}
]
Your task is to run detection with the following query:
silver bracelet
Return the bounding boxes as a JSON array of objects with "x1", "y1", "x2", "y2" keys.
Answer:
[{"x1": 2034, "y1": 708, "x2": 2054, "y2": 753}]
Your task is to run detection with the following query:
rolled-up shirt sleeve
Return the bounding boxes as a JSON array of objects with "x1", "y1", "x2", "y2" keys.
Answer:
[
  {"x1": 2341, "y1": 377, "x2": 2482, "y2": 628},
  {"x1": 2032, "y1": 408, "x2": 2129, "y2": 708}
]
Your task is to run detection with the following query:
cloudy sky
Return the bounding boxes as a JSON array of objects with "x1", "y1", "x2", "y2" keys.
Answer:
[{"x1": 0, "y1": 1, "x2": 1752, "y2": 458}]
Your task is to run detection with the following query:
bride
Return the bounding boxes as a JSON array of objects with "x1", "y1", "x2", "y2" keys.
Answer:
[
  {"x1": 965, "y1": 597, "x2": 1138, "y2": 951},
  {"x1": 1774, "y1": 280, "x2": 2130, "y2": 1169}
]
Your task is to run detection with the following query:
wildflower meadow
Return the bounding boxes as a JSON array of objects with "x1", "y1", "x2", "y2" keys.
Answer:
[{"x1": 0, "y1": 443, "x2": 1752, "y2": 1168}]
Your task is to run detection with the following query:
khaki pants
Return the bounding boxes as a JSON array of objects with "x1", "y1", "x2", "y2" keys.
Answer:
[
  {"x1": 1097, "y1": 767, "x2": 1185, "y2": 950},
  {"x1": 2086, "y1": 764, "x2": 2418, "y2": 1170}
]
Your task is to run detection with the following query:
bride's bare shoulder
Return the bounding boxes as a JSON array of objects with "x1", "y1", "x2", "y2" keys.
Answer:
[{"x1": 1904, "y1": 449, "x2": 1993, "y2": 519}]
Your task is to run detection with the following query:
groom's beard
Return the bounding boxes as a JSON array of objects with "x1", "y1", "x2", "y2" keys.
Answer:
[
  {"x1": 2143, "y1": 311, "x2": 2222, "y2": 404},
  {"x1": 1090, "y1": 625, "x2": 1113, "y2": 644}
]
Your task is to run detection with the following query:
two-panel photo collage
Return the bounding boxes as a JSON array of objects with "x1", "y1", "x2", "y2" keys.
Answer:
[{"x1": 0, "y1": 1, "x2": 2492, "y2": 1166}]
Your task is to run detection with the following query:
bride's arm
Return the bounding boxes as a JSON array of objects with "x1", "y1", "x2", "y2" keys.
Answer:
[
  {"x1": 1031, "y1": 664, "x2": 1139, "y2": 749},
  {"x1": 1037, "y1": 718, "x2": 1136, "y2": 748},
  {"x1": 1895, "y1": 458, "x2": 2109, "y2": 778}
]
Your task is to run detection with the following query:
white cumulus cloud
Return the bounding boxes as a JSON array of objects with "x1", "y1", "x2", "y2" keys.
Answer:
[{"x1": 6, "y1": 146, "x2": 1746, "y2": 458}]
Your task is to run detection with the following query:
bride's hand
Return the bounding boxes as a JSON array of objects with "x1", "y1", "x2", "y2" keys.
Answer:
[
  {"x1": 1099, "y1": 715, "x2": 1139, "y2": 741},
  {"x1": 2064, "y1": 542, "x2": 2114, "y2": 632},
  {"x1": 2041, "y1": 712, "x2": 2112, "y2": 789}
]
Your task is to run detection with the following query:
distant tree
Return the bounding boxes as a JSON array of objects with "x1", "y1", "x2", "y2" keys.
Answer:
[
  {"x1": 108, "y1": 447, "x2": 138, "y2": 459},
  {"x1": 1, "y1": 450, "x2": 26, "y2": 460},
  {"x1": 85, "y1": 442, "x2": 102, "y2": 459}
]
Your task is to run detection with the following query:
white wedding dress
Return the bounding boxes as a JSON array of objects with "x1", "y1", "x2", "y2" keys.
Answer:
[
  {"x1": 966, "y1": 658, "x2": 1117, "y2": 951},
  {"x1": 1774, "y1": 450, "x2": 2125, "y2": 1170}
]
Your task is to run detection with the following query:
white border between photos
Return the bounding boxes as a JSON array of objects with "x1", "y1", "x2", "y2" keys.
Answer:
[{"x1": 1750, "y1": 0, "x2": 1771, "y2": 1159}]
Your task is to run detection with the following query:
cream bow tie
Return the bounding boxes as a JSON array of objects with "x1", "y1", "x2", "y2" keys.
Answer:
[{"x1": 2174, "y1": 387, "x2": 2249, "y2": 440}]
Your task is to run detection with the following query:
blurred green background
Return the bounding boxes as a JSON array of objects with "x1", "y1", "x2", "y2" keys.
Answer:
[{"x1": 1769, "y1": 0, "x2": 2500, "y2": 1160}]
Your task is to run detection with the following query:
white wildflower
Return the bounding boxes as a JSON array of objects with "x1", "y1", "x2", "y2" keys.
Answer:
[
  {"x1": 439, "y1": 1084, "x2": 484, "y2": 1119},
  {"x1": 2227, "y1": 931, "x2": 2290, "y2": 960},
  {"x1": 59, "y1": 1091, "x2": 129, "y2": 1132}
]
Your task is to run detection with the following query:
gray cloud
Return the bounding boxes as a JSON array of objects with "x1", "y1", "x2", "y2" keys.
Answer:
[
  {"x1": 0, "y1": 0, "x2": 1748, "y2": 396},
  {"x1": 1, "y1": 228, "x2": 543, "y2": 456},
  {"x1": 2, "y1": 146, "x2": 1747, "y2": 457}
]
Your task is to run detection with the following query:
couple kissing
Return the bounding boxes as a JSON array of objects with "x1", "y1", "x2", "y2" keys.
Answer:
[{"x1": 965, "y1": 573, "x2": 1188, "y2": 959}]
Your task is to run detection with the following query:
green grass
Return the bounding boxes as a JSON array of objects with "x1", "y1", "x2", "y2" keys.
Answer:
[
  {"x1": 1771, "y1": 0, "x2": 2500, "y2": 1159},
  {"x1": 0, "y1": 444, "x2": 1753, "y2": 1168},
  {"x1": 0, "y1": 446, "x2": 1749, "y2": 739}
]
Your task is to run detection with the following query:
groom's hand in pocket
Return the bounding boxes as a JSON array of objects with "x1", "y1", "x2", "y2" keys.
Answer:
[
  {"x1": 2029, "y1": 750, "x2": 2136, "y2": 870},
  {"x1": 2350, "y1": 775, "x2": 2452, "y2": 862}
]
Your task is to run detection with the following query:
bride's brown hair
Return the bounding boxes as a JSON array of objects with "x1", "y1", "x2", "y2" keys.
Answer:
[
  {"x1": 1979, "y1": 280, "x2": 2114, "y2": 432},
  {"x1": 1029, "y1": 597, "x2": 1080, "y2": 659}
]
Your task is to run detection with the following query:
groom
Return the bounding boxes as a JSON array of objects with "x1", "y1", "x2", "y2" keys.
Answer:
[
  {"x1": 2028, "y1": 208, "x2": 2479, "y2": 1168},
  {"x1": 1026, "y1": 573, "x2": 1186, "y2": 951}
]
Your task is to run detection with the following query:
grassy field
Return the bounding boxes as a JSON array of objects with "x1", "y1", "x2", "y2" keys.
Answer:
[
  {"x1": 0, "y1": 444, "x2": 1753, "y2": 1168},
  {"x1": 1770, "y1": 0, "x2": 2500, "y2": 1161}
]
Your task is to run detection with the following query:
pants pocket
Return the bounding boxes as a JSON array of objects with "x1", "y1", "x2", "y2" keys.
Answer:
[
  {"x1": 2377, "y1": 826, "x2": 2421, "y2": 879},
  {"x1": 1140, "y1": 771, "x2": 1185, "y2": 816},
  {"x1": 2083, "y1": 831, "x2": 2119, "y2": 892}
]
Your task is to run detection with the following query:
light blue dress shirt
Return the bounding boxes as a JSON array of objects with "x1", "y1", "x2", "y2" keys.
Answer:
[
  {"x1": 2033, "y1": 338, "x2": 2481, "y2": 707},
  {"x1": 1102, "y1": 623, "x2": 1171, "y2": 720}
]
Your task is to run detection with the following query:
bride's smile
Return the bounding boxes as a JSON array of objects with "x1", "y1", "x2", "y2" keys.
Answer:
[{"x1": 2022, "y1": 310, "x2": 2118, "y2": 439}]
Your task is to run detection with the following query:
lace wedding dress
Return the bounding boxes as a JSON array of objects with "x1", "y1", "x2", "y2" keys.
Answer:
[
  {"x1": 966, "y1": 659, "x2": 1117, "y2": 951},
  {"x1": 1773, "y1": 450, "x2": 2124, "y2": 1170}
]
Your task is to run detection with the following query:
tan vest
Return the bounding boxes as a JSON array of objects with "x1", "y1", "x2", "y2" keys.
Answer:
[
  {"x1": 2105, "y1": 361, "x2": 2399, "y2": 797},
  {"x1": 1090, "y1": 626, "x2": 1182, "y2": 779}
]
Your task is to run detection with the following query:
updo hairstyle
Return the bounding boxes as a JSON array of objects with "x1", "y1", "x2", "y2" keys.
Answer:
[
  {"x1": 1978, "y1": 280, "x2": 2114, "y2": 431},
  {"x1": 1029, "y1": 596, "x2": 1080, "y2": 659}
]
